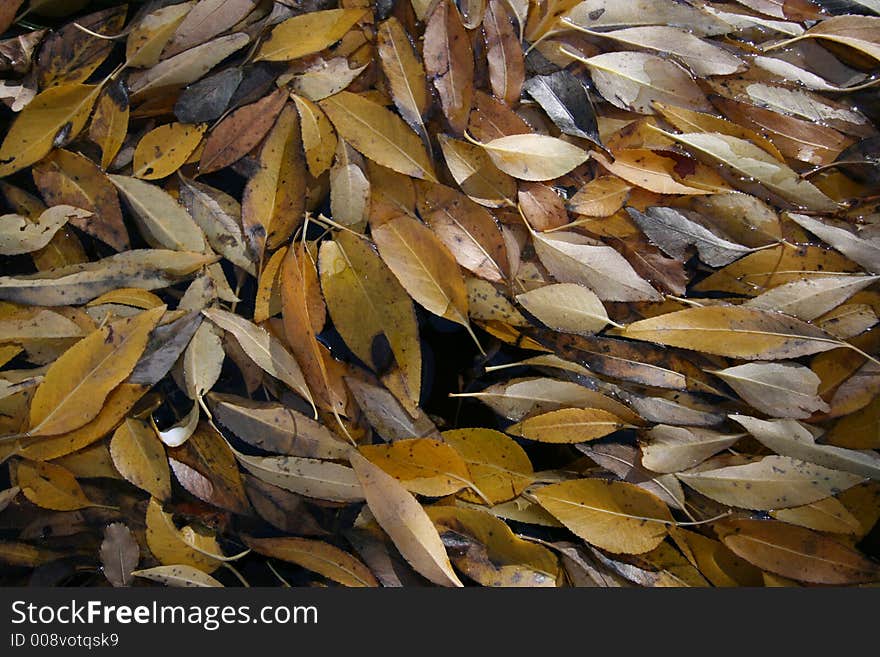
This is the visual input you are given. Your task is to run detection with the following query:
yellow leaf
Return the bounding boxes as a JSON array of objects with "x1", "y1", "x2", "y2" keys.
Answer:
[
  {"x1": 89, "y1": 81, "x2": 130, "y2": 170},
  {"x1": 246, "y1": 536, "x2": 378, "y2": 587},
  {"x1": 477, "y1": 133, "x2": 589, "y2": 181},
  {"x1": 426, "y1": 505, "x2": 560, "y2": 586},
  {"x1": 202, "y1": 308, "x2": 314, "y2": 413},
  {"x1": 349, "y1": 450, "x2": 463, "y2": 586},
  {"x1": 16, "y1": 459, "x2": 93, "y2": 510},
  {"x1": 128, "y1": 34, "x2": 250, "y2": 99},
  {"x1": 437, "y1": 134, "x2": 516, "y2": 208},
  {"x1": 568, "y1": 176, "x2": 632, "y2": 217},
  {"x1": 359, "y1": 438, "x2": 473, "y2": 497},
  {"x1": 318, "y1": 232, "x2": 422, "y2": 405},
  {"x1": 592, "y1": 149, "x2": 713, "y2": 195},
  {"x1": 533, "y1": 478, "x2": 673, "y2": 554},
  {"x1": 372, "y1": 215, "x2": 477, "y2": 345},
  {"x1": 320, "y1": 91, "x2": 437, "y2": 181},
  {"x1": 617, "y1": 305, "x2": 843, "y2": 359},
  {"x1": 677, "y1": 455, "x2": 863, "y2": 510},
  {"x1": 693, "y1": 244, "x2": 860, "y2": 296},
  {"x1": 28, "y1": 306, "x2": 165, "y2": 436},
  {"x1": 133, "y1": 122, "x2": 206, "y2": 180},
  {"x1": 770, "y1": 497, "x2": 862, "y2": 535},
  {"x1": 125, "y1": 2, "x2": 195, "y2": 68},
  {"x1": 377, "y1": 17, "x2": 430, "y2": 143},
  {"x1": 145, "y1": 498, "x2": 221, "y2": 573},
  {"x1": 508, "y1": 407, "x2": 627, "y2": 443},
  {"x1": 255, "y1": 9, "x2": 366, "y2": 61},
  {"x1": 716, "y1": 517, "x2": 880, "y2": 584},
  {"x1": 293, "y1": 95, "x2": 337, "y2": 177},
  {"x1": 233, "y1": 450, "x2": 363, "y2": 503},
  {"x1": 18, "y1": 383, "x2": 148, "y2": 460},
  {"x1": 110, "y1": 418, "x2": 172, "y2": 500},
  {"x1": 0, "y1": 83, "x2": 101, "y2": 177},
  {"x1": 242, "y1": 104, "x2": 306, "y2": 258},
  {"x1": 516, "y1": 283, "x2": 615, "y2": 335},
  {"x1": 442, "y1": 428, "x2": 534, "y2": 504},
  {"x1": 132, "y1": 565, "x2": 223, "y2": 587}
]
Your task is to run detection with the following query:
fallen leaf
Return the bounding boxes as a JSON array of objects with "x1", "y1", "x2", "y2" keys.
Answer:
[
  {"x1": 349, "y1": 450, "x2": 463, "y2": 587},
  {"x1": 677, "y1": 455, "x2": 863, "y2": 510},
  {"x1": 246, "y1": 536, "x2": 378, "y2": 587},
  {"x1": 716, "y1": 518, "x2": 880, "y2": 584},
  {"x1": 132, "y1": 565, "x2": 223, "y2": 587},
  {"x1": 28, "y1": 306, "x2": 164, "y2": 437},
  {"x1": 320, "y1": 91, "x2": 437, "y2": 181},
  {"x1": 100, "y1": 523, "x2": 140, "y2": 587},
  {"x1": 110, "y1": 418, "x2": 172, "y2": 500},
  {"x1": 255, "y1": 9, "x2": 367, "y2": 62},
  {"x1": 533, "y1": 479, "x2": 673, "y2": 554},
  {"x1": 714, "y1": 362, "x2": 830, "y2": 418}
]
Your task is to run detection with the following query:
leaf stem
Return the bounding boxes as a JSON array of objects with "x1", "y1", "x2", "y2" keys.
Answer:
[{"x1": 223, "y1": 563, "x2": 251, "y2": 587}]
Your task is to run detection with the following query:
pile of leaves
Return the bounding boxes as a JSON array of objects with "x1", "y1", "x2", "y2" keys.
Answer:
[{"x1": 0, "y1": 0, "x2": 879, "y2": 589}]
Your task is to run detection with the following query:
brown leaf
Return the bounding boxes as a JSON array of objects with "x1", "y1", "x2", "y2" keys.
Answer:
[
  {"x1": 100, "y1": 522, "x2": 140, "y2": 587},
  {"x1": 200, "y1": 89, "x2": 287, "y2": 175},
  {"x1": 424, "y1": 0, "x2": 474, "y2": 135}
]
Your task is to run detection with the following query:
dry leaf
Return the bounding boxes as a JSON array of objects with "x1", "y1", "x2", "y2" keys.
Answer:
[
  {"x1": 100, "y1": 523, "x2": 139, "y2": 587},
  {"x1": 28, "y1": 306, "x2": 164, "y2": 436},
  {"x1": 677, "y1": 455, "x2": 863, "y2": 510},
  {"x1": 533, "y1": 479, "x2": 673, "y2": 554},
  {"x1": 349, "y1": 450, "x2": 463, "y2": 587}
]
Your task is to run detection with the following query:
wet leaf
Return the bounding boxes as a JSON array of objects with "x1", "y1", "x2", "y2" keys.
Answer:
[
  {"x1": 508, "y1": 407, "x2": 628, "y2": 443},
  {"x1": 516, "y1": 283, "x2": 615, "y2": 335},
  {"x1": 359, "y1": 438, "x2": 473, "y2": 497},
  {"x1": 373, "y1": 215, "x2": 476, "y2": 341},
  {"x1": 133, "y1": 123, "x2": 206, "y2": 180},
  {"x1": 532, "y1": 230, "x2": 662, "y2": 301},
  {"x1": 318, "y1": 232, "x2": 422, "y2": 404},
  {"x1": 523, "y1": 70, "x2": 601, "y2": 147},
  {"x1": 626, "y1": 206, "x2": 754, "y2": 267},
  {"x1": 641, "y1": 426, "x2": 744, "y2": 474},
  {"x1": 16, "y1": 459, "x2": 93, "y2": 511},
  {"x1": 442, "y1": 428, "x2": 534, "y2": 504},
  {"x1": 33, "y1": 149, "x2": 129, "y2": 251},
  {"x1": 574, "y1": 51, "x2": 712, "y2": 114},
  {"x1": 477, "y1": 133, "x2": 589, "y2": 181},
  {"x1": 128, "y1": 33, "x2": 250, "y2": 100},
  {"x1": 0, "y1": 206, "x2": 91, "y2": 256},
  {"x1": 714, "y1": 363, "x2": 831, "y2": 418},
  {"x1": 424, "y1": 0, "x2": 474, "y2": 134},
  {"x1": 203, "y1": 308, "x2": 314, "y2": 413},
  {"x1": 377, "y1": 17, "x2": 430, "y2": 144}
]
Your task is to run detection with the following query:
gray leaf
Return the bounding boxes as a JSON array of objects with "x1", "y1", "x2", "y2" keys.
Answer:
[
  {"x1": 100, "y1": 523, "x2": 140, "y2": 588},
  {"x1": 627, "y1": 206, "x2": 753, "y2": 267},
  {"x1": 523, "y1": 71, "x2": 603, "y2": 149},
  {"x1": 175, "y1": 67, "x2": 244, "y2": 124},
  {"x1": 129, "y1": 311, "x2": 202, "y2": 385}
]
